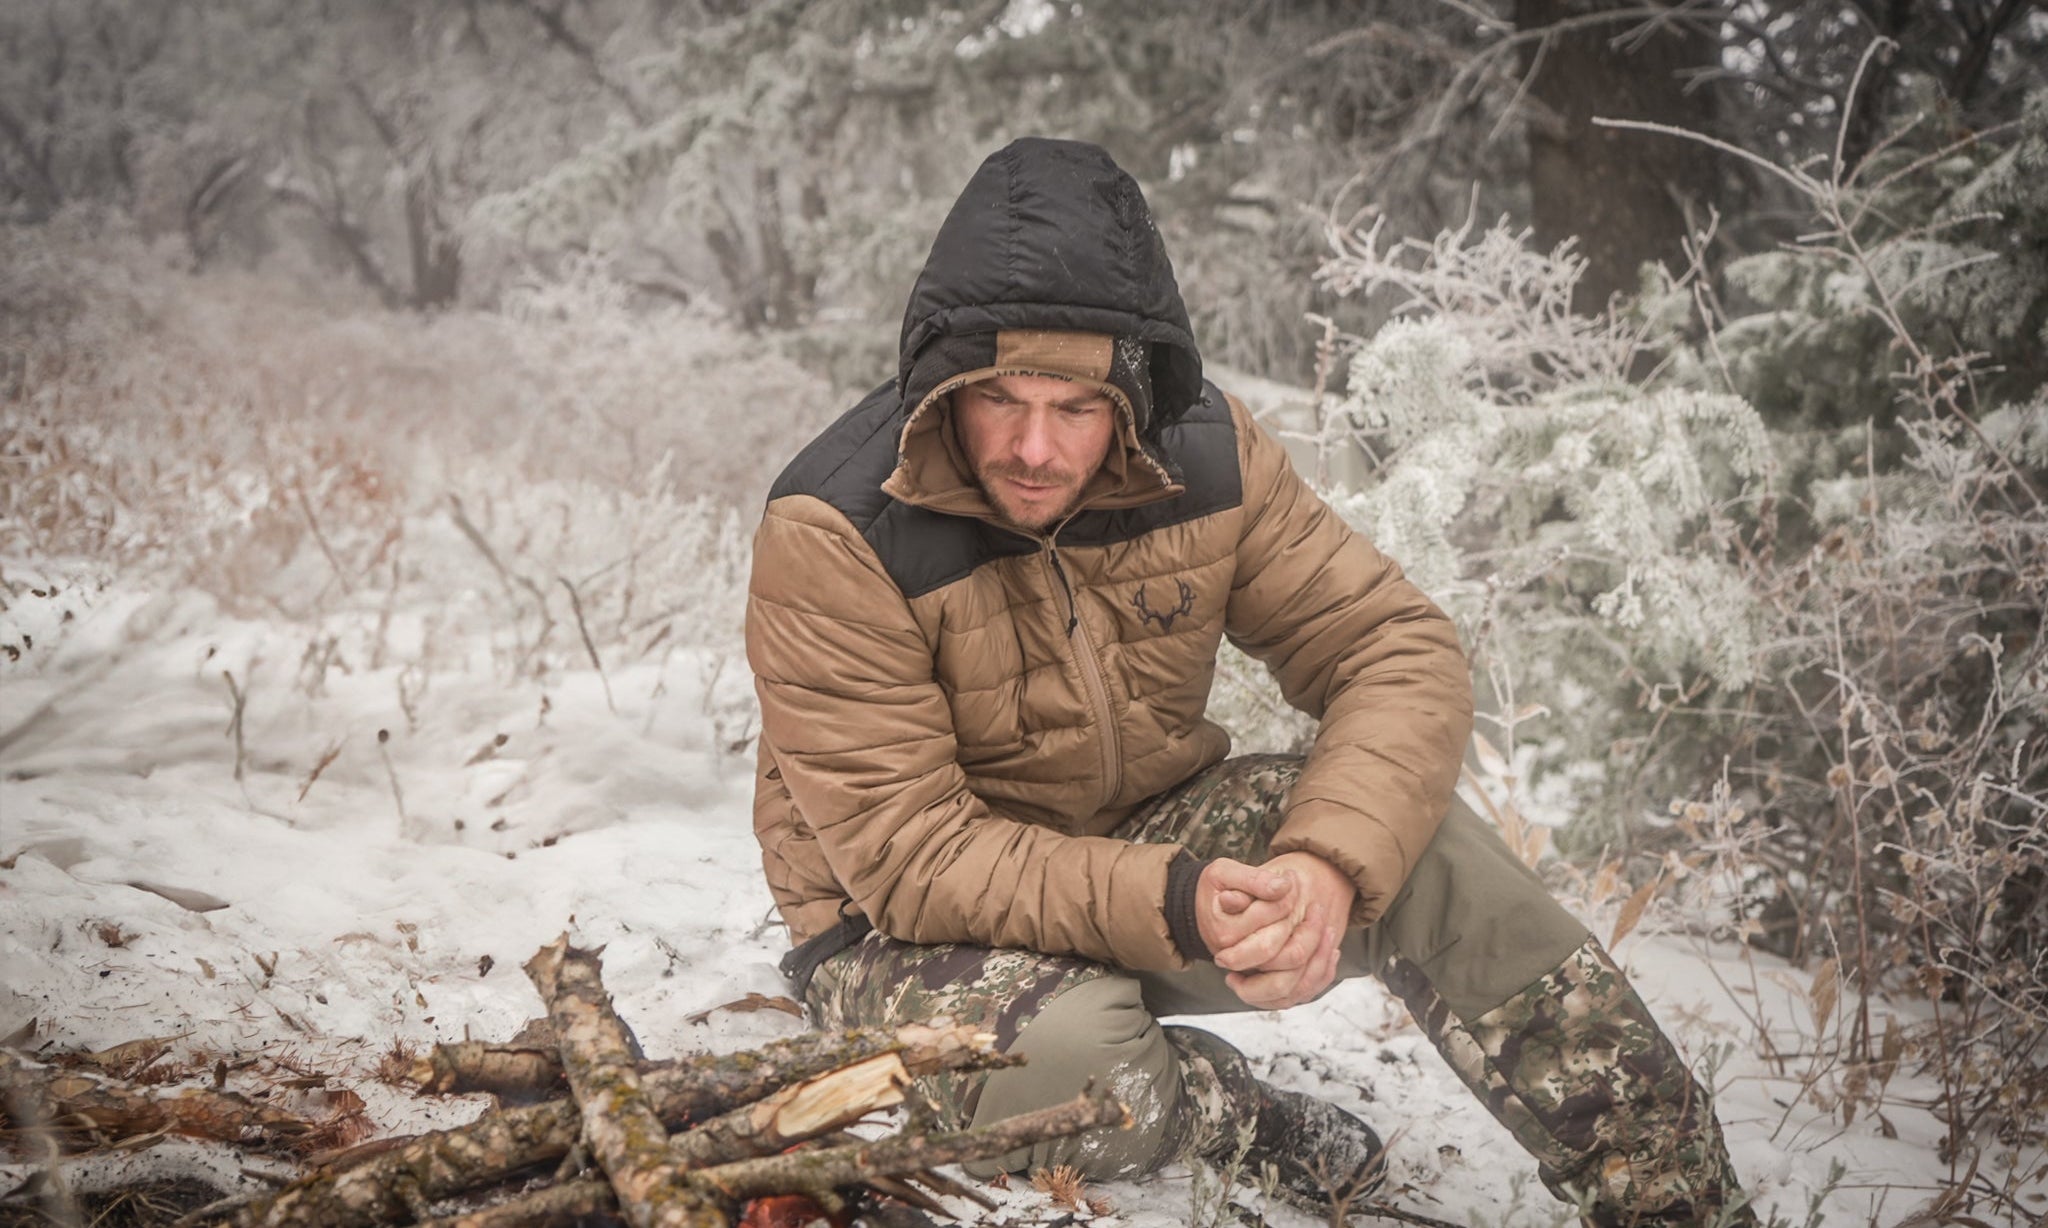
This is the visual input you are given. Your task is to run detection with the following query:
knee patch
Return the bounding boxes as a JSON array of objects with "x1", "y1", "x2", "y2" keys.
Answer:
[
  {"x1": 965, "y1": 973, "x2": 1182, "y2": 1181},
  {"x1": 1378, "y1": 799, "x2": 1591, "y2": 1019}
]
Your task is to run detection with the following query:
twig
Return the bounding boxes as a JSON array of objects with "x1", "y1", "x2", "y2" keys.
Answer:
[
  {"x1": 686, "y1": 1084, "x2": 1130, "y2": 1201},
  {"x1": 447, "y1": 494, "x2": 557, "y2": 673},
  {"x1": 375, "y1": 728, "x2": 408, "y2": 831},
  {"x1": 411, "y1": 1179, "x2": 617, "y2": 1228},
  {"x1": 221, "y1": 670, "x2": 248, "y2": 782},
  {"x1": 1356, "y1": 1199, "x2": 1469, "y2": 1228},
  {"x1": 296, "y1": 739, "x2": 345, "y2": 804},
  {"x1": 559, "y1": 575, "x2": 616, "y2": 713},
  {"x1": 292, "y1": 478, "x2": 353, "y2": 597}
]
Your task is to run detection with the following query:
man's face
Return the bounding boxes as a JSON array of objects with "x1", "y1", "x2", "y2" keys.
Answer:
[{"x1": 952, "y1": 373, "x2": 1118, "y2": 531}]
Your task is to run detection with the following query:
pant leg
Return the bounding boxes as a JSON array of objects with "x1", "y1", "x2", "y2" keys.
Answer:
[
  {"x1": 801, "y1": 755, "x2": 1318, "y2": 1179},
  {"x1": 1369, "y1": 804, "x2": 1753, "y2": 1226},
  {"x1": 803, "y1": 931, "x2": 1197, "y2": 1179},
  {"x1": 1130, "y1": 757, "x2": 1752, "y2": 1224}
]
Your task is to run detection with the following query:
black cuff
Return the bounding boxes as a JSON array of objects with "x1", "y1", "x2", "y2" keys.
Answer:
[{"x1": 1165, "y1": 850, "x2": 1214, "y2": 962}]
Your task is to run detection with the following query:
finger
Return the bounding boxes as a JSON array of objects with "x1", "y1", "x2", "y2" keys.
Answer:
[
  {"x1": 1226, "y1": 965, "x2": 1304, "y2": 1012},
  {"x1": 1204, "y1": 892, "x2": 1296, "y2": 953},
  {"x1": 1211, "y1": 914, "x2": 1299, "y2": 971},
  {"x1": 1205, "y1": 859, "x2": 1294, "y2": 902},
  {"x1": 1293, "y1": 925, "x2": 1341, "y2": 1003},
  {"x1": 1223, "y1": 968, "x2": 1278, "y2": 1009},
  {"x1": 1252, "y1": 899, "x2": 1326, "y2": 974},
  {"x1": 1235, "y1": 920, "x2": 1341, "y2": 1010},
  {"x1": 1215, "y1": 888, "x2": 1255, "y2": 915}
]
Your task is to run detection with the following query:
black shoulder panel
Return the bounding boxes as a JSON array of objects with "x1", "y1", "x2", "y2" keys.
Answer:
[
  {"x1": 769, "y1": 380, "x2": 1243, "y2": 601},
  {"x1": 766, "y1": 381, "x2": 1039, "y2": 599},
  {"x1": 766, "y1": 379, "x2": 902, "y2": 514}
]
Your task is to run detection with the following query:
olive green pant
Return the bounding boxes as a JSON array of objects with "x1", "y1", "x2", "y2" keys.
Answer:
[{"x1": 805, "y1": 754, "x2": 1589, "y2": 1178}]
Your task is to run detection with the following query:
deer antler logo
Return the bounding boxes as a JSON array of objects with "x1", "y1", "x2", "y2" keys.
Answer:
[{"x1": 1131, "y1": 579, "x2": 1195, "y2": 633}]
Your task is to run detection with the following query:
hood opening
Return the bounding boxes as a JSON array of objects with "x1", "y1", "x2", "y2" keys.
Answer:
[{"x1": 896, "y1": 138, "x2": 1204, "y2": 439}]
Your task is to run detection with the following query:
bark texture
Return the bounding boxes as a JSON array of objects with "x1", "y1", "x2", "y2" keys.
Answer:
[
  {"x1": 1516, "y1": 0, "x2": 1719, "y2": 305},
  {"x1": 0, "y1": 1049, "x2": 318, "y2": 1150},
  {"x1": 229, "y1": 1021, "x2": 1006, "y2": 1228},
  {"x1": 412, "y1": 1043, "x2": 565, "y2": 1098},
  {"x1": 525, "y1": 935, "x2": 725, "y2": 1228},
  {"x1": 688, "y1": 1086, "x2": 1131, "y2": 1202}
]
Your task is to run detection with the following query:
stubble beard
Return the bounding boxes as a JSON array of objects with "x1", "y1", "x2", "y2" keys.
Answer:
[{"x1": 975, "y1": 461, "x2": 1083, "y2": 533}]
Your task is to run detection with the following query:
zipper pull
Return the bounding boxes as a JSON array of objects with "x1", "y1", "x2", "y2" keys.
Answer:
[{"x1": 1046, "y1": 542, "x2": 1079, "y2": 635}]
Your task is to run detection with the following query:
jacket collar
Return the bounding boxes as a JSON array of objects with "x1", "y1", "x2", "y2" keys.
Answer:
[{"x1": 880, "y1": 360, "x2": 1182, "y2": 526}]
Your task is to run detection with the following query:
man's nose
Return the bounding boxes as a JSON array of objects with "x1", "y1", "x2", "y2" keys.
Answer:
[{"x1": 1013, "y1": 410, "x2": 1059, "y2": 467}]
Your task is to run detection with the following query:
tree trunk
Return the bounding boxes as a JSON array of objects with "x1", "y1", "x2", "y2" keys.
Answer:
[{"x1": 1515, "y1": 0, "x2": 1720, "y2": 306}]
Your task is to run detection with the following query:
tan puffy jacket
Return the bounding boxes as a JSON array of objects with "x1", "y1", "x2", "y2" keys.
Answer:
[
  {"x1": 748, "y1": 138, "x2": 1472, "y2": 973},
  {"x1": 749, "y1": 387, "x2": 1471, "y2": 972}
]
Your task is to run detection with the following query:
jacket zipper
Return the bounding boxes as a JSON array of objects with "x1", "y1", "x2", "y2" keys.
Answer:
[{"x1": 1044, "y1": 540, "x2": 1124, "y2": 805}]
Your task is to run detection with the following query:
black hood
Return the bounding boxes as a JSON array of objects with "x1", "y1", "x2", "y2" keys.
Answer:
[{"x1": 896, "y1": 138, "x2": 1203, "y2": 436}]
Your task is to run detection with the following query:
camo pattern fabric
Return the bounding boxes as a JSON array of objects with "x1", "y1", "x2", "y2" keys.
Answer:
[
  {"x1": 1382, "y1": 941, "x2": 1755, "y2": 1227},
  {"x1": 1117, "y1": 752, "x2": 1301, "y2": 859},
  {"x1": 804, "y1": 934, "x2": 1112, "y2": 1130},
  {"x1": 801, "y1": 755, "x2": 1299, "y2": 1137},
  {"x1": 1161, "y1": 1025, "x2": 1256, "y2": 1162}
]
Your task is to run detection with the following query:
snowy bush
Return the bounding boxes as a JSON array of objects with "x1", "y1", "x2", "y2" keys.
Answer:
[{"x1": 1291, "y1": 98, "x2": 2048, "y2": 1173}]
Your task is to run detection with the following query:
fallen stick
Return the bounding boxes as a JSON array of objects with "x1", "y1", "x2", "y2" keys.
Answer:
[
  {"x1": 411, "y1": 1043, "x2": 563, "y2": 1098},
  {"x1": 413, "y1": 1085, "x2": 1072, "y2": 1228},
  {"x1": 670, "y1": 1052, "x2": 906, "y2": 1168},
  {"x1": 0, "y1": 1049, "x2": 317, "y2": 1150},
  {"x1": 525, "y1": 935, "x2": 722, "y2": 1228},
  {"x1": 687, "y1": 1085, "x2": 1130, "y2": 1202},
  {"x1": 220, "y1": 1021, "x2": 1007, "y2": 1228},
  {"x1": 411, "y1": 1178, "x2": 616, "y2": 1228},
  {"x1": 416, "y1": 1013, "x2": 995, "y2": 1101}
]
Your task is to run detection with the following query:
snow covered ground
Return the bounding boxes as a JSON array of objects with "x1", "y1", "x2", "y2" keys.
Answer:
[{"x1": 2, "y1": 543, "x2": 2041, "y2": 1226}]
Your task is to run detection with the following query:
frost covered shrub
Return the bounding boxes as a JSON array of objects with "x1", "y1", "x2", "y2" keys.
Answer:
[
  {"x1": 1727, "y1": 406, "x2": 2047, "y2": 1157},
  {"x1": 1303, "y1": 216, "x2": 1772, "y2": 821},
  {"x1": 1305, "y1": 116, "x2": 2048, "y2": 1165},
  {"x1": 1713, "y1": 90, "x2": 2048, "y2": 434}
]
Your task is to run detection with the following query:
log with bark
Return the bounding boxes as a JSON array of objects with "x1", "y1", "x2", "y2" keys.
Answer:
[
  {"x1": 523, "y1": 935, "x2": 722, "y2": 1228},
  {"x1": 101, "y1": 932, "x2": 1122, "y2": 1228},
  {"x1": 225, "y1": 1019, "x2": 1017, "y2": 1228},
  {"x1": 409, "y1": 1043, "x2": 563, "y2": 1100},
  {"x1": 0, "y1": 1049, "x2": 323, "y2": 1151}
]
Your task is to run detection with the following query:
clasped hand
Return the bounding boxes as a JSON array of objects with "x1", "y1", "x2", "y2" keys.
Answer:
[{"x1": 1193, "y1": 852, "x2": 1355, "y2": 1010}]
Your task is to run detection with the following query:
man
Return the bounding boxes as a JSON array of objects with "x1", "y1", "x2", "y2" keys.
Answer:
[{"x1": 747, "y1": 137, "x2": 1751, "y2": 1226}]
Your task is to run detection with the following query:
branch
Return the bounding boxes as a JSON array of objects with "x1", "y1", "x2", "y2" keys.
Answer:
[
  {"x1": 524, "y1": 935, "x2": 724, "y2": 1228},
  {"x1": 686, "y1": 1085, "x2": 1130, "y2": 1202},
  {"x1": 227, "y1": 1021, "x2": 1007, "y2": 1228},
  {"x1": 558, "y1": 576, "x2": 614, "y2": 713},
  {"x1": 413, "y1": 1179, "x2": 616, "y2": 1228},
  {"x1": 0, "y1": 1050, "x2": 320, "y2": 1151},
  {"x1": 497, "y1": 0, "x2": 647, "y2": 122}
]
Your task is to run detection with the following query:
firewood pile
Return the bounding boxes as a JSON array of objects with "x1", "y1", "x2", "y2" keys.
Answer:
[{"x1": 1, "y1": 936, "x2": 1130, "y2": 1228}]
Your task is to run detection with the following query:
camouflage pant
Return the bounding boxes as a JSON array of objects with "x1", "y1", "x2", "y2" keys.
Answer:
[{"x1": 803, "y1": 755, "x2": 1751, "y2": 1225}]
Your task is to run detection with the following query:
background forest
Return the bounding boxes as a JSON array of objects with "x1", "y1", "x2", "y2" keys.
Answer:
[{"x1": 3, "y1": 1, "x2": 2046, "y2": 1225}]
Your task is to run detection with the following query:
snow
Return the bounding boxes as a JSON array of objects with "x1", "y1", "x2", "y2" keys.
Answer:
[{"x1": 2, "y1": 551, "x2": 2042, "y2": 1227}]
